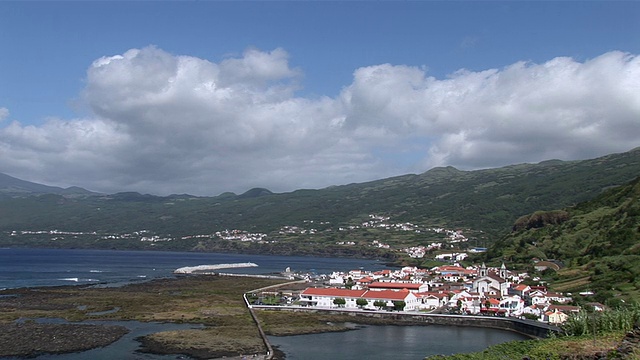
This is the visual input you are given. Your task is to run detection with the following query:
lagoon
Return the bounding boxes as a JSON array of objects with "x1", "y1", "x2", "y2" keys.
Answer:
[{"x1": 269, "y1": 324, "x2": 529, "y2": 360}]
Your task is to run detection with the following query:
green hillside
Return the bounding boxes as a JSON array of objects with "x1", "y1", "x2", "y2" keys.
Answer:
[
  {"x1": 1, "y1": 148, "x2": 639, "y2": 257},
  {"x1": 486, "y1": 176, "x2": 640, "y2": 303}
]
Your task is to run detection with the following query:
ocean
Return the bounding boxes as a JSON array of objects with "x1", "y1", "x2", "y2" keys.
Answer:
[{"x1": 0, "y1": 247, "x2": 387, "y2": 290}]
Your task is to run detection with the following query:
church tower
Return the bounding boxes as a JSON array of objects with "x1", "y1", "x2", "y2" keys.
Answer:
[
  {"x1": 478, "y1": 262, "x2": 488, "y2": 277},
  {"x1": 500, "y1": 262, "x2": 507, "y2": 279}
]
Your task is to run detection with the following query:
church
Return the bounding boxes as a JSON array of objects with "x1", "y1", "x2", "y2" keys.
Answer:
[{"x1": 472, "y1": 263, "x2": 510, "y2": 297}]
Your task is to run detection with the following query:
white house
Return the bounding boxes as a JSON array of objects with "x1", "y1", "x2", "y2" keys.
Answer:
[
  {"x1": 299, "y1": 287, "x2": 419, "y2": 311},
  {"x1": 362, "y1": 289, "x2": 419, "y2": 311},
  {"x1": 498, "y1": 295, "x2": 525, "y2": 317},
  {"x1": 522, "y1": 304, "x2": 545, "y2": 320},
  {"x1": 299, "y1": 288, "x2": 367, "y2": 308},
  {"x1": 416, "y1": 292, "x2": 449, "y2": 310}
]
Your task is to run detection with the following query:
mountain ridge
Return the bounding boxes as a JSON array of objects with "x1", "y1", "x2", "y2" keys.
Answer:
[
  {"x1": 1, "y1": 147, "x2": 639, "y2": 242},
  {"x1": 0, "y1": 173, "x2": 97, "y2": 197},
  {"x1": 3, "y1": 147, "x2": 639, "y2": 199}
]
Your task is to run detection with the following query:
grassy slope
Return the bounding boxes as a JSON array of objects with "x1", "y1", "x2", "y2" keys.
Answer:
[
  {"x1": 426, "y1": 331, "x2": 636, "y2": 360},
  {"x1": 485, "y1": 177, "x2": 640, "y2": 303}
]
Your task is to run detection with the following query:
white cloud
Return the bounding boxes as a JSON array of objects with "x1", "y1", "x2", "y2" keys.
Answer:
[
  {"x1": 0, "y1": 48, "x2": 639, "y2": 195},
  {"x1": 0, "y1": 108, "x2": 8, "y2": 122},
  {"x1": 339, "y1": 51, "x2": 640, "y2": 170}
]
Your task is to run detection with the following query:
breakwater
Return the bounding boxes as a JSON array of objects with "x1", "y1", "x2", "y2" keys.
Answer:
[
  {"x1": 173, "y1": 262, "x2": 258, "y2": 274},
  {"x1": 253, "y1": 306, "x2": 559, "y2": 338}
]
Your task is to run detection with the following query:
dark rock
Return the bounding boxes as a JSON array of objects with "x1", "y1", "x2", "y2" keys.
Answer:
[{"x1": 0, "y1": 322, "x2": 129, "y2": 357}]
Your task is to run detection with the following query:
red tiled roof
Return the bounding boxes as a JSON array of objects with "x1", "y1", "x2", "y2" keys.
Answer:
[
  {"x1": 363, "y1": 289, "x2": 411, "y2": 301},
  {"x1": 300, "y1": 288, "x2": 367, "y2": 298},
  {"x1": 368, "y1": 281, "x2": 424, "y2": 290},
  {"x1": 548, "y1": 305, "x2": 580, "y2": 313},
  {"x1": 416, "y1": 292, "x2": 448, "y2": 299}
]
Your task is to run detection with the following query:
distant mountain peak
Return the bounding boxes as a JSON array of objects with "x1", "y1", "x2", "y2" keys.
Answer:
[
  {"x1": 237, "y1": 188, "x2": 273, "y2": 199},
  {"x1": 418, "y1": 166, "x2": 463, "y2": 179},
  {"x1": 0, "y1": 172, "x2": 96, "y2": 197}
]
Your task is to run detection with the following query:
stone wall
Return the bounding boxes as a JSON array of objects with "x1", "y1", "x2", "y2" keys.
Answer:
[{"x1": 254, "y1": 306, "x2": 559, "y2": 338}]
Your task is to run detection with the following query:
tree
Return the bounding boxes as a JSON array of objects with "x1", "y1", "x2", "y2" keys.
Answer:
[
  {"x1": 393, "y1": 300, "x2": 406, "y2": 311},
  {"x1": 356, "y1": 298, "x2": 368, "y2": 308},
  {"x1": 333, "y1": 298, "x2": 346, "y2": 307},
  {"x1": 373, "y1": 300, "x2": 387, "y2": 310},
  {"x1": 345, "y1": 277, "x2": 355, "y2": 289}
]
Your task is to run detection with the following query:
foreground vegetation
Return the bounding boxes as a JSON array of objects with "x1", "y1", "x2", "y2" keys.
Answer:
[
  {"x1": 426, "y1": 332, "x2": 633, "y2": 360},
  {"x1": 428, "y1": 305, "x2": 640, "y2": 360}
]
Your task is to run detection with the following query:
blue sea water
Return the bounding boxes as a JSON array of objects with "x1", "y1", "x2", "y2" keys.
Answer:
[{"x1": 0, "y1": 247, "x2": 388, "y2": 290}]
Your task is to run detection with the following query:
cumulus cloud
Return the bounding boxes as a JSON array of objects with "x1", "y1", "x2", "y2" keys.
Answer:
[
  {"x1": 0, "y1": 47, "x2": 638, "y2": 195},
  {"x1": 340, "y1": 51, "x2": 640, "y2": 170}
]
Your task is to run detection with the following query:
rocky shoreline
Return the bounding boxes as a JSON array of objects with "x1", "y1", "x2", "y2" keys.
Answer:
[
  {"x1": 0, "y1": 322, "x2": 129, "y2": 358},
  {"x1": 0, "y1": 276, "x2": 285, "y2": 359}
]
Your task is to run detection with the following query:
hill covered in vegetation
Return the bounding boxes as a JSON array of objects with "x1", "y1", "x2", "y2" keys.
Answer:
[
  {"x1": 485, "y1": 176, "x2": 640, "y2": 303},
  {"x1": 1, "y1": 148, "x2": 639, "y2": 258}
]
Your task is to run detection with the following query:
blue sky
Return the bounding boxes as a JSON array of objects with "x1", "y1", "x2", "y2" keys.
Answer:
[{"x1": 1, "y1": 1, "x2": 639, "y2": 195}]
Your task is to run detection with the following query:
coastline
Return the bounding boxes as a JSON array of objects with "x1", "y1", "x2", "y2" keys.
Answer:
[
  {"x1": 0, "y1": 274, "x2": 536, "y2": 360},
  {"x1": 0, "y1": 275, "x2": 286, "y2": 359},
  {"x1": 2, "y1": 274, "x2": 632, "y2": 360}
]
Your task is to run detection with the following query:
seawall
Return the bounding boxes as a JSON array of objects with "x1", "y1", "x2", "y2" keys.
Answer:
[{"x1": 253, "y1": 306, "x2": 559, "y2": 338}]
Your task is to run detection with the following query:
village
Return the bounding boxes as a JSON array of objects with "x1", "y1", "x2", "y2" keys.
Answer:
[
  {"x1": 255, "y1": 262, "x2": 603, "y2": 326},
  {"x1": 9, "y1": 217, "x2": 602, "y2": 326}
]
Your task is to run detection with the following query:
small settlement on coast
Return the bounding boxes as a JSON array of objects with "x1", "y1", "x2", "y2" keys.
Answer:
[{"x1": 246, "y1": 262, "x2": 596, "y2": 326}]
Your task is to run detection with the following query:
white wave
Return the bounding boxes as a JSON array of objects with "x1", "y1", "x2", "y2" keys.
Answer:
[
  {"x1": 58, "y1": 278, "x2": 99, "y2": 282},
  {"x1": 89, "y1": 270, "x2": 103, "y2": 273},
  {"x1": 137, "y1": 275, "x2": 147, "y2": 278}
]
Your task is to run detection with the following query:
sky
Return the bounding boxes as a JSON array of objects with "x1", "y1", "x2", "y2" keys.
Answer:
[{"x1": 1, "y1": 1, "x2": 639, "y2": 196}]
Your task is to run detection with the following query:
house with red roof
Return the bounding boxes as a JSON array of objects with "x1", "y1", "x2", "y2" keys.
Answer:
[
  {"x1": 367, "y1": 281, "x2": 429, "y2": 293},
  {"x1": 522, "y1": 304, "x2": 546, "y2": 319},
  {"x1": 510, "y1": 284, "x2": 531, "y2": 298},
  {"x1": 298, "y1": 287, "x2": 418, "y2": 311},
  {"x1": 373, "y1": 269, "x2": 392, "y2": 277},
  {"x1": 415, "y1": 292, "x2": 449, "y2": 310},
  {"x1": 546, "y1": 308, "x2": 570, "y2": 324},
  {"x1": 479, "y1": 298, "x2": 506, "y2": 315},
  {"x1": 362, "y1": 289, "x2": 419, "y2": 311},
  {"x1": 355, "y1": 276, "x2": 374, "y2": 289},
  {"x1": 299, "y1": 288, "x2": 367, "y2": 308}
]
